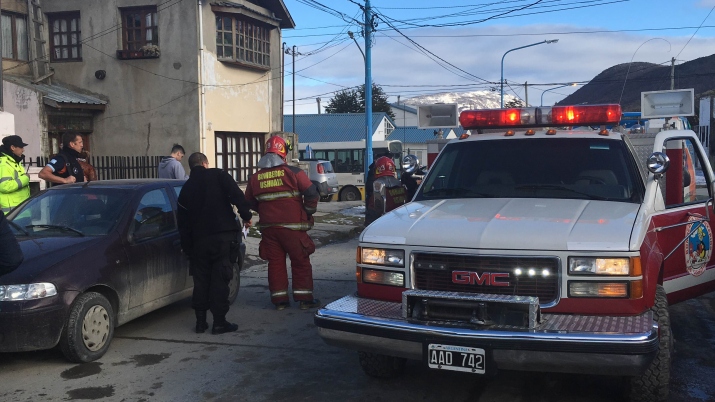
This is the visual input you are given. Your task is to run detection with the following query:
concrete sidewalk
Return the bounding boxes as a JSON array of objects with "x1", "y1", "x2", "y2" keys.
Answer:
[{"x1": 242, "y1": 200, "x2": 364, "y2": 269}]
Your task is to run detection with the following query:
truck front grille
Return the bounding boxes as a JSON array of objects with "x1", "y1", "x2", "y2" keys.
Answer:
[{"x1": 412, "y1": 253, "x2": 560, "y2": 305}]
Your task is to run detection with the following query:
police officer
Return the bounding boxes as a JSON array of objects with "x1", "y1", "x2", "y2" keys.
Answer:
[
  {"x1": 177, "y1": 152, "x2": 253, "y2": 334},
  {"x1": 245, "y1": 136, "x2": 321, "y2": 310},
  {"x1": 38, "y1": 132, "x2": 85, "y2": 185},
  {"x1": 0, "y1": 135, "x2": 31, "y2": 213}
]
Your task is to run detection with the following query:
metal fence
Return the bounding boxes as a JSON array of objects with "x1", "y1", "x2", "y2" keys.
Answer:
[{"x1": 27, "y1": 155, "x2": 164, "y2": 180}]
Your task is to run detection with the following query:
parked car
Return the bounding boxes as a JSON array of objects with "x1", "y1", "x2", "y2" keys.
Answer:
[
  {"x1": 298, "y1": 159, "x2": 339, "y2": 202},
  {"x1": 0, "y1": 180, "x2": 244, "y2": 363}
]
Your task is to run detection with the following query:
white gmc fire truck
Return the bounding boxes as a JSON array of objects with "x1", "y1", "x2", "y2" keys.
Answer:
[{"x1": 315, "y1": 90, "x2": 713, "y2": 402}]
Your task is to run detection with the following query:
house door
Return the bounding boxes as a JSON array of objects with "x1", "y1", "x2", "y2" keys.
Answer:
[{"x1": 47, "y1": 113, "x2": 93, "y2": 155}]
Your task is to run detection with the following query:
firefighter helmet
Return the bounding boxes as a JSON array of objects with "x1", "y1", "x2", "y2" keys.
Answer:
[
  {"x1": 374, "y1": 156, "x2": 397, "y2": 179},
  {"x1": 265, "y1": 136, "x2": 292, "y2": 159}
]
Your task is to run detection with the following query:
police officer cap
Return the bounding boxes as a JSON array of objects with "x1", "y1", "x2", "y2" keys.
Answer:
[{"x1": 2, "y1": 135, "x2": 28, "y2": 148}]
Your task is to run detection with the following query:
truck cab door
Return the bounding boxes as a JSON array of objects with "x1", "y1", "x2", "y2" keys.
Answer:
[{"x1": 650, "y1": 133, "x2": 715, "y2": 304}]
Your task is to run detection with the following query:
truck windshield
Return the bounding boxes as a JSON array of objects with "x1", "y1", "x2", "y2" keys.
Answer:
[{"x1": 416, "y1": 137, "x2": 644, "y2": 203}]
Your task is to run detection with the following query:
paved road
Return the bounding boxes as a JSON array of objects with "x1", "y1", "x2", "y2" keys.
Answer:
[{"x1": 1, "y1": 238, "x2": 714, "y2": 401}]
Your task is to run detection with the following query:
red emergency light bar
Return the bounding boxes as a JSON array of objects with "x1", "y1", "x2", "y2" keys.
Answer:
[{"x1": 459, "y1": 104, "x2": 622, "y2": 130}]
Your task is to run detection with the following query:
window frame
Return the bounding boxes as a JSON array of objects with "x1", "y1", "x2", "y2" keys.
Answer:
[
  {"x1": 120, "y1": 6, "x2": 158, "y2": 51},
  {"x1": 1, "y1": 11, "x2": 28, "y2": 61},
  {"x1": 215, "y1": 132, "x2": 265, "y2": 184},
  {"x1": 215, "y1": 13, "x2": 271, "y2": 70},
  {"x1": 48, "y1": 11, "x2": 82, "y2": 62}
]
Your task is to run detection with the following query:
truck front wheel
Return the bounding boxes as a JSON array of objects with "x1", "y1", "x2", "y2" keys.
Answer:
[
  {"x1": 629, "y1": 285, "x2": 672, "y2": 402},
  {"x1": 358, "y1": 351, "x2": 406, "y2": 379}
]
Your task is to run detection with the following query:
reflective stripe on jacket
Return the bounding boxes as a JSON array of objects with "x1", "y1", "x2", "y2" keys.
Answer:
[
  {"x1": 245, "y1": 164, "x2": 319, "y2": 231},
  {"x1": 0, "y1": 153, "x2": 30, "y2": 212}
]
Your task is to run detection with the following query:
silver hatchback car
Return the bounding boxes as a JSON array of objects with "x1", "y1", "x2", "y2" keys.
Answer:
[{"x1": 298, "y1": 159, "x2": 339, "y2": 202}]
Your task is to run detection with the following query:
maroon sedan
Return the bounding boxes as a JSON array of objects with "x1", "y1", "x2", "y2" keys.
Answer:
[{"x1": 0, "y1": 180, "x2": 243, "y2": 362}]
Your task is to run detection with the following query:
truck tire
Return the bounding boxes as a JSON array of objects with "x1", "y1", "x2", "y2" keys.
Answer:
[
  {"x1": 358, "y1": 351, "x2": 406, "y2": 379},
  {"x1": 629, "y1": 285, "x2": 672, "y2": 402}
]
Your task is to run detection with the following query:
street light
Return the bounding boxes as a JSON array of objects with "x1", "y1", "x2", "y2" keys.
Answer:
[
  {"x1": 540, "y1": 83, "x2": 579, "y2": 106},
  {"x1": 500, "y1": 39, "x2": 558, "y2": 108}
]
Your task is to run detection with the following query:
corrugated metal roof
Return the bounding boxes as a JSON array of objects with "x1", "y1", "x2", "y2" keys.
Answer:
[
  {"x1": 212, "y1": 1, "x2": 294, "y2": 28},
  {"x1": 34, "y1": 82, "x2": 107, "y2": 106},
  {"x1": 3, "y1": 75, "x2": 107, "y2": 108},
  {"x1": 284, "y1": 113, "x2": 391, "y2": 142}
]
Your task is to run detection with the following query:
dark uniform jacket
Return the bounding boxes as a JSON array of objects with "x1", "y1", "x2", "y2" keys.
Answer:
[
  {"x1": 46, "y1": 147, "x2": 85, "y2": 184},
  {"x1": 177, "y1": 166, "x2": 252, "y2": 256},
  {"x1": 0, "y1": 211, "x2": 23, "y2": 275},
  {"x1": 245, "y1": 163, "x2": 319, "y2": 231}
]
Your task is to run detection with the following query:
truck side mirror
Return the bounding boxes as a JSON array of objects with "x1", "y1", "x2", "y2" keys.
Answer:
[
  {"x1": 647, "y1": 152, "x2": 670, "y2": 175},
  {"x1": 683, "y1": 170, "x2": 691, "y2": 187}
]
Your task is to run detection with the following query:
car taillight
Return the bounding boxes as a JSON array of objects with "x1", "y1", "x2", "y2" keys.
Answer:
[{"x1": 317, "y1": 164, "x2": 324, "y2": 174}]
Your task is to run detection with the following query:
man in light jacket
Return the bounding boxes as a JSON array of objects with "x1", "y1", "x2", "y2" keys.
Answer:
[{"x1": 158, "y1": 144, "x2": 188, "y2": 179}]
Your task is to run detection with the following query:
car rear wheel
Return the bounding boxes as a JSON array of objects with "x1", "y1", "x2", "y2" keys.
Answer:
[
  {"x1": 60, "y1": 292, "x2": 115, "y2": 363},
  {"x1": 358, "y1": 351, "x2": 406, "y2": 379},
  {"x1": 340, "y1": 187, "x2": 361, "y2": 201},
  {"x1": 227, "y1": 262, "x2": 241, "y2": 305},
  {"x1": 628, "y1": 285, "x2": 671, "y2": 402}
]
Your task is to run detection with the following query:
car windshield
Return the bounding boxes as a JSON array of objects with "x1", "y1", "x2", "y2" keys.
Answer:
[
  {"x1": 9, "y1": 188, "x2": 131, "y2": 237},
  {"x1": 416, "y1": 137, "x2": 644, "y2": 203}
]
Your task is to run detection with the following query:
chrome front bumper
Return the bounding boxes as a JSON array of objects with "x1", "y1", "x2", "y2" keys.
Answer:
[{"x1": 315, "y1": 295, "x2": 659, "y2": 376}]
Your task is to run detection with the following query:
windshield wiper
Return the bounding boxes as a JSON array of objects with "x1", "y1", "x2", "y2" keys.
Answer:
[
  {"x1": 421, "y1": 187, "x2": 492, "y2": 198},
  {"x1": 25, "y1": 224, "x2": 85, "y2": 237},
  {"x1": 515, "y1": 185, "x2": 609, "y2": 201},
  {"x1": 8, "y1": 220, "x2": 29, "y2": 236}
]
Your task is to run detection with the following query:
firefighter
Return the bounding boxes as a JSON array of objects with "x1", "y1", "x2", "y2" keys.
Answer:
[
  {"x1": 245, "y1": 136, "x2": 321, "y2": 310},
  {"x1": 0, "y1": 135, "x2": 31, "y2": 214},
  {"x1": 365, "y1": 156, "x2": 407, "y2": 226}
]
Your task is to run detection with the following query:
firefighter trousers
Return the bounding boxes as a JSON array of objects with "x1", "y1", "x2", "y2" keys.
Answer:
[{"x1": 259, "y1": 227, "x2": 316, "y2": 304}]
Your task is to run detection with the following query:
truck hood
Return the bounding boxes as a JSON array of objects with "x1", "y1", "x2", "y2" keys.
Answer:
[{"x1": 361, "y1": 198, "x2": 640, "y2": 251}]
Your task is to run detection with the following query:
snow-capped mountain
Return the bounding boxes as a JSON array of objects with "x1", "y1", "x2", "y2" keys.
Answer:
[{"x1": 402, "y1": 90, "x2": 517, "y2": 112}]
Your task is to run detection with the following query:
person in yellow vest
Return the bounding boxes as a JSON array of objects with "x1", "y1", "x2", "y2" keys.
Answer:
[{"x1": 0, "y1": 135, "x2": 31, "y2": 214}]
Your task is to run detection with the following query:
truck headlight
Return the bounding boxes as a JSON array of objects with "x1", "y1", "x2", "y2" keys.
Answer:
[
  {"x1": 362, "y1": 268, "x2": 405, "y2": 287},
  {"x1": 569, "y1": 257, "x2": 631, "y2": 275},
  {"x1": 360, "y1": 248, "x2": 405, "y2": 267},
  {"x1": 0, "y1": 283, "x2": 58, "y2": 301}
]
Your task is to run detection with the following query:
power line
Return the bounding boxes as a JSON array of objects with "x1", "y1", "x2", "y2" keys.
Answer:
[{"x1": 675, "y1": 6, "x2": 715, "y2": 59}]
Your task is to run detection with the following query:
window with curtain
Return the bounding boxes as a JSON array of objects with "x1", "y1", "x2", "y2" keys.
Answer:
[
  {"x1": 1, "y1": 12, "x2": 28, "y2": 61},
  {"x1": 49, "y1": 12, "x2": 81, "y2": 61},
  {"x1": 215, "y1": 132, "x2": 264, "y2": 183},
  {"x1": 215, "y1": 14, "x2": 271, "y2": 69},
  {"x1": 121, "y1": 7, "x2": 158, "y2": 51}
]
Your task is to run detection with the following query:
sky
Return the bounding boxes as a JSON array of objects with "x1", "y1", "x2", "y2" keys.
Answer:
[{"x1": 280, "y1": 0, "x2": 715, "y2": 115}]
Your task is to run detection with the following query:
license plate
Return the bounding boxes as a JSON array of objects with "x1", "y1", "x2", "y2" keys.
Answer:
[{"x1": 427, "y1": 344, "x2": 485, "y2": 374}]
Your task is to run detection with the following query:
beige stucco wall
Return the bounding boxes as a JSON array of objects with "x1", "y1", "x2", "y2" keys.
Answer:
[
  {"x1": 42, "y1": 0, "x2": 201, "y2": 163},
  {"x1": 2, "y1": 81, "x2": 45, "y2": 158},
  {"x1": 199, "y1": 1, "x2": 284, "y2": 159}
]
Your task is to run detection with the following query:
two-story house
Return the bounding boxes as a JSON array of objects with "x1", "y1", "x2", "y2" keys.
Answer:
[{"x1": 1, "y1": 0, "x2": 294, "y2": 182}]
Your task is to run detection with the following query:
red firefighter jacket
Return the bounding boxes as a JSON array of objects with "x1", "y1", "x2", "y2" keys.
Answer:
[{"x1": 245, "y1": 164, "x2": 319, "y2": 231}]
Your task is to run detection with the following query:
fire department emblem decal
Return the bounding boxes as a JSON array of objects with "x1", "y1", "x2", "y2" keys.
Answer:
[{"x1": 685, "y1": 216, "x2": 712, "y2": 277}]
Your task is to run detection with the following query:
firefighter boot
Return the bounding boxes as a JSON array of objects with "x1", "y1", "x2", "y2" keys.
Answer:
[
  {"x1": 299, "y1": 299, "x2": 321, "y2": 310},
  {"x1": 195, "y1": 310, "x2": 209, "y2": 334}
]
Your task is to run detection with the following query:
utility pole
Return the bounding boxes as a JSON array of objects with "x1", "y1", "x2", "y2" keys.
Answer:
[
  {"x1": 671, "y1": 57, "x2": 675, "y2": 90},
  {"x1": 316, "y1": 97, "x2": 321, "y2": 114},
  {"x1": 364, "y1": 0, "x2": 374, "y2": 180},
  {"x1": 284, "y1": 46, "x2": 300, "y2": 133},
  {"x1": 524, "y1": 82, "x2": 528, "y2": 106},
  {"x1": 281, "y1": 42, "x2": 286, "y2": 131}
]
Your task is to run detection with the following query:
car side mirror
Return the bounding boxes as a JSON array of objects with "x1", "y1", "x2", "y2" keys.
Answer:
[{"x1": 683, "y1": 170, "x2": 691, "y2": 187}]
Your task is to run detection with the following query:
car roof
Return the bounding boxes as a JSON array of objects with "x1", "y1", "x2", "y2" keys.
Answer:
[{"x1": 46, "y1": 179, "x2": 186, "y2": 190}]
